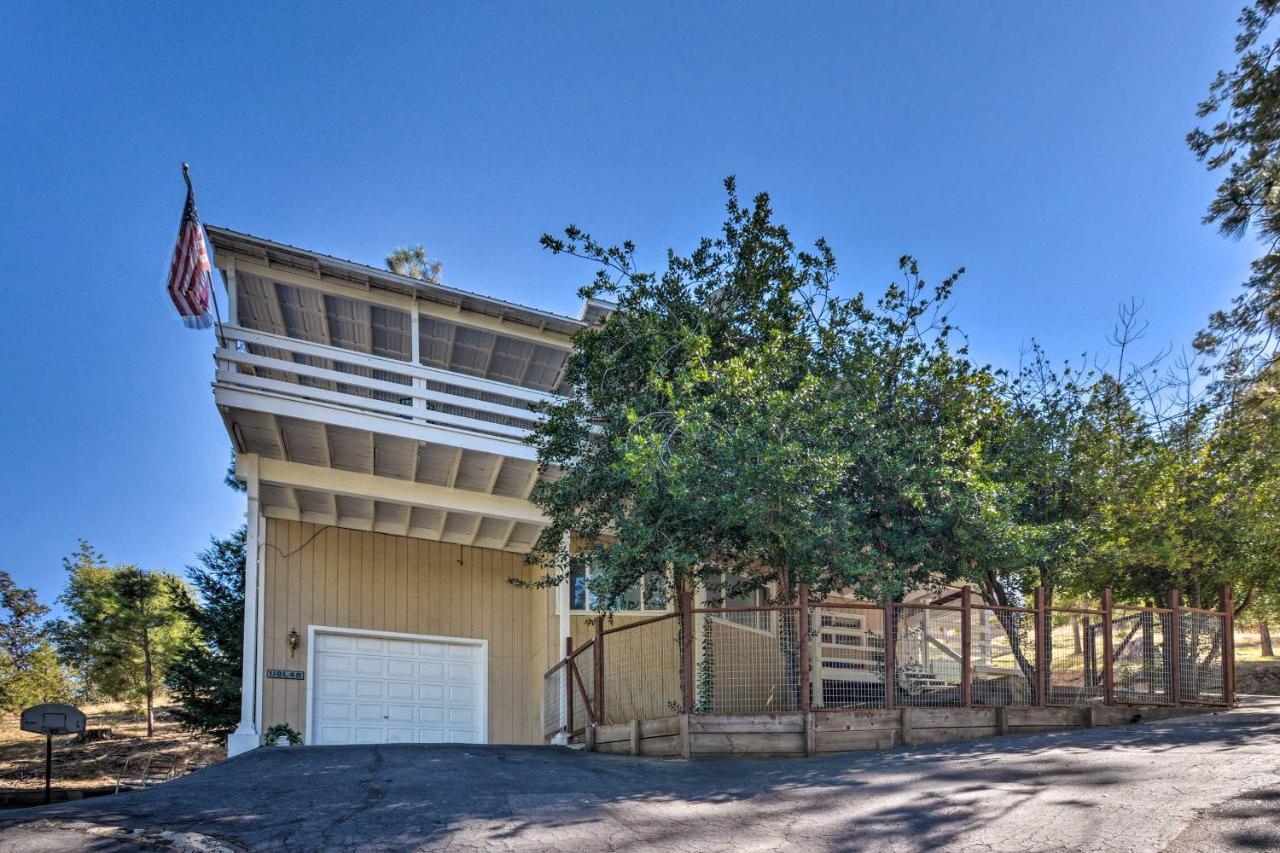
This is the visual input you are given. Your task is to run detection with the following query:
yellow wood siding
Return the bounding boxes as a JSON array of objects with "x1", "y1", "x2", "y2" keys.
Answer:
[{"x1": 260, "y1": 519, "x2": 547, "y2": 744}]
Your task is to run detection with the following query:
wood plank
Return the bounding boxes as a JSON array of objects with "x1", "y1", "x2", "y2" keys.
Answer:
[
  {"x1": 908, "y1": 707, "x2": 999, "y2": 728},
  {"x1": 1005, "y1": 707, "x2": 1085, "y2": 727},
  {"x1": 1008, "y1": 725, "x2": 1080, "y2": 734},
  {"x1": 815, "y1": 729, "x2": 898, "y2": 753},
  {"x1": 639, "y1": 734, "x2": 681, "y2": 756},
  {"x1": 640, "y1": 717, "x2": 681, "y2": 738},
  {"x1": 908, "y1": 726, "x2": 1000, "y2": 745},
  {"x1": 690, "y1": 732, "x2": 806, "y2": 755},
  {"x1": 690, "y1": 714, "x2": 804, "y2": 734},
  {"x1": 814, "y1": 710, "x2": 901, "y2": 732}
]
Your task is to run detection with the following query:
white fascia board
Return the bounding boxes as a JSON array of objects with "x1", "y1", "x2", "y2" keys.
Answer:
[
  {"x1": 253, "y1": 456, "x2": 548, "y2": 526},
  {"x1": 214, "y1": 385, "x2": 540, "y2": 461}
]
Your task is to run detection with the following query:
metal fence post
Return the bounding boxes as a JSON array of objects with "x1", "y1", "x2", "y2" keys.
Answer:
[
  {"x1": 1168, "y1": 590, "x2": 1182, "y2": 706},
  {"x1": 798, "y1": 584, "x2": 811, "y2": 714},
  {"x1": 680, "y1": 582, "x2": 695, "y2": 714},
  {"x1": 594, "y1": 615, "x2": 605, "y2": 725},
  {"x1": 883, "y1": 600, "x2": 896, "y2": 710},
  {"x1": 1034, "y1": 586, "x2": 1047, "y2": 706},
  {"x1": 1102, "y1": 588, "x2": 1115, "y2": 706},
  {"x1": 1221, "y1": 584, "x2": 1236, "y2": 705},
  {"x1": 961, "y1": 587, "x2": 972, "y2": 707},
  {"x1": 564, "y1": 635, "x2": 574, "y2": 736}
]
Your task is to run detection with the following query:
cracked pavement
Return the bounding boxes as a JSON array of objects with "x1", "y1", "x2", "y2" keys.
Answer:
[{"x1": 1, "y1": 697, "x2": 1276, "y2": 852}]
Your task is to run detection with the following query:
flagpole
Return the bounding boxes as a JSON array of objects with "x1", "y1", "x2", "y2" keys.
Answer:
[{"x1": 182, "y1": 162, "x2": 227, "y2": 348}]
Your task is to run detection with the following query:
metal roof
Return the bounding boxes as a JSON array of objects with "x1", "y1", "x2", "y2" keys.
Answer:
[{"x1": 206, "y1": 225, "x2": 587, "y2": 338}]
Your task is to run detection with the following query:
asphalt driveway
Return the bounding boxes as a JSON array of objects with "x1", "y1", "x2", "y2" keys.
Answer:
[{"x1": 2, "y1": 698, "x2": 1277, "y2": 852}]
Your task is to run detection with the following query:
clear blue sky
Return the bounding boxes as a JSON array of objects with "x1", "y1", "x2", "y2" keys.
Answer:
[{"x1": 0, "y1": 2, "x2": 1256, "y2": 610}]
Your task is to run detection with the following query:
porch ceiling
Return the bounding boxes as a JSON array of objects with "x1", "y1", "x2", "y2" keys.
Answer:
[{"x1": 225, "y1": 406, "x2": 551, "y2": 553}]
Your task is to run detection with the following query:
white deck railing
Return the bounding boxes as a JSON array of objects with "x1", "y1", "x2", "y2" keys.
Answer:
[{"x1": 214, "y1": 325, "x2": 557, "y2": 444}]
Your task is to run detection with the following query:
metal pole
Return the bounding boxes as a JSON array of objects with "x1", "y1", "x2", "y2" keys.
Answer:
[
  {"x1": 798, "y1": 584, "x2": 811, "y2": 714},
  {"x1": 594, "y1": 615, "x2": 605, "y2": 725},
  {"x1": 961, "y1": 587, "x2": 972, "y2": 707},
  {"x1": 1102, "y1": 589, "x2": 1115, "y2": 706},
  {"x1": 564, "y1": 635, "x2": 573, "y2": 737},
  {"x1": 680, "y1": 583, "x2": 695, "y2": 714},
  {"x1": 1168, "y1": 590, "x2": 1182, "y2": 705},
  {"x1": 44, "y1": 734, "x2": 51, "y2": 805},
  {"x1": 1034, "y1": 586, "x2": 1047, "y2": 707},
  {"x1": 1221, "y1": 584, "x2": 1236, "y2": 705},
  {"x1": 883, "y1": 600, "x2": 896, "y2": 710}
]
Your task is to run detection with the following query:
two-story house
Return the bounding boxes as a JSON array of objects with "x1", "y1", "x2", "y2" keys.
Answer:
[{"x1": 210, "y1": 227, "x2": 627, "y2": 755}]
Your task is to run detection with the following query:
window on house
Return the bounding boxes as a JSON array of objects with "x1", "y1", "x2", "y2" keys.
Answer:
[
  {"x1": 570, "y1": 566, "x2": 668, "y2": 612},
  {"x1": 711, "y1": 572, "x2": 771, "y2": 632}
]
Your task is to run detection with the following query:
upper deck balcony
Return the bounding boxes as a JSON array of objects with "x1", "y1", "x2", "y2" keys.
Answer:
[{"x1": 208, "y1": 227, "x2": 602, "y2": 553}]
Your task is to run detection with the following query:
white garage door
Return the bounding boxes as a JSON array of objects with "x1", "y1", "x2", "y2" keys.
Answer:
[{"x1": 310, "y1": 630, "x2": 486, "y2": 745}]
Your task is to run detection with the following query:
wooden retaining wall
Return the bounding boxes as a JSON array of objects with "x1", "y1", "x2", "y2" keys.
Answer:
[{"x1": 589, "y1": 704, "x2": 1215, "y2": 758}]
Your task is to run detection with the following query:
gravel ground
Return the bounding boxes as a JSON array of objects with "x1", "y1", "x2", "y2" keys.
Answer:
[{"x1": 0, "y1": 697, "x2": 1276, "y2": 852}]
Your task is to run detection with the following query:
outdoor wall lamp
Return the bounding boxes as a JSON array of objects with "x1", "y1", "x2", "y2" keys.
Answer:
[{"x1": 288, "y1": 628, "x2": 299, "y2": 656}]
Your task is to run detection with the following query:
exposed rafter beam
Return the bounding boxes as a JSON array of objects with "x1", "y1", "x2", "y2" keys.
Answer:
[{"x1": 244, "y1": 456, "x2": 548, "y2": 527}]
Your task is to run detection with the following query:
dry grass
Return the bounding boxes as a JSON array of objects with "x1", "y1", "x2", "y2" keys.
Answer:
[
  {"x1": 0, "y1": 701, "x2": 223, "y2": 791},
  {"x1": 1234, "y1": 630, "x2": 1278, "y2": 662}
]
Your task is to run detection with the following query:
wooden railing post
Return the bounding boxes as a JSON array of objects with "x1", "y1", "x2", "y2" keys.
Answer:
[
  {"x1": 961, "y1": 587, "x2": 972, "y2": 707},
  {"x1": 798, "y1": 584, "x2": 811, "y2": 714},
  {"x1": 564, "y1": 635, "x2": 574, "y2": 736},
  {"x1": 1102, "y1": 588, "x2": 1115, "y2": 706},
  {"x1": 883, "y1": 600, "x2": 896, "y2": 710},
  {"x1": 1222, "y1": 583, "x2": 1236, "y2": 705},
  {"x1": 594, "y1": 615, "x2": 605, "y2": 725},
  {"x1": 1034, "y1": 586, "x2": 1047, "y2": 707},
  {"x1": 1168, "y1": 590, "x2": 1182, "y2": 706},
  {"x1": 680, "y1": 582, "x2": 695, "y2": 714}
]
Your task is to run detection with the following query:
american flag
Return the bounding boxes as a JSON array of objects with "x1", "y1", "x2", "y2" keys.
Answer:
[{"x1": 167, "y1": 174, "x2": 214, "y2": 329}]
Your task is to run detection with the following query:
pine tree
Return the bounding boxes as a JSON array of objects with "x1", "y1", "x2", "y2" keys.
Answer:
[
  {"x1": 0, "y1": 570, "x2": 72, "y2": 712},
  {"x1": 164, "y1": 528, "x2": 246, "y2": 736}
]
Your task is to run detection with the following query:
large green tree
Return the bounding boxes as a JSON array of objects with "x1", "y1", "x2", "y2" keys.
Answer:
[
  {"x1": 1189, "y1": 1, "x2": 1280, "y2": 392},
  {"x1": 52, "y1": 544, "x2": 192, "y2": 736},
  {"x1": 0, "y1": 570, "x2": 71, "y2": 713},
  {"x1": 525, "y1": 179, "x2": 997, "y2": 611},
  {"x1": 164, "y1": 527, "x2": 246, "y2": 736}
]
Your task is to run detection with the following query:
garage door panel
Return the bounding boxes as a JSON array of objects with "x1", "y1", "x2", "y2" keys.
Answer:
[
  {"x1": 317, "y1": 634, "x2": 356, "y2": 652},
  {"x1": 387, "y1": 681, "x2": 415, "y2": 700},
  {"x1": 319, "y1": 655, "x2": 353, "y2": 675},
  {"x1": 387, "y1": 658, "x2": 415, "y2": 678},
  {"x1": 354, "y1": 680, "x2": 384, "y2": 699},
  {"x1": 312, "y1": 631, "x2": 484, "y2": 746},
  {"x1": 319, "y1": 702, "x2": 352, "y2": 722}
]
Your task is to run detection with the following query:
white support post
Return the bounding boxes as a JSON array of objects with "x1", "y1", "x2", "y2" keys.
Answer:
[
  {"x1": 227, "y1": 454, "x2": 264, "y2": 757},
  {"x1": 554, "y1": 530, "x2": 572, "y2": 741},
  {"x1": 410, "y1": 302, "x2": 428, "y2": 420}
]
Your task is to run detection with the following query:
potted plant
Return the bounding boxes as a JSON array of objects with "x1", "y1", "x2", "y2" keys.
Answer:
[{"x1": 263, "y1": 723, "x2": 303, "y2": 747}]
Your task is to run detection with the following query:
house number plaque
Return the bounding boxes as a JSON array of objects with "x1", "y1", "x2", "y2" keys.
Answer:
[{"x1": 266, "y1": 669, "x2": 305, "y2": 681}]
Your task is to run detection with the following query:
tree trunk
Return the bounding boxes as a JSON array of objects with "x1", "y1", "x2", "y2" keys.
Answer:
[
  {"x1": 142, "y1": 627, "x2": 154, "y2": 738},
  {"x1": 1261, "y1": 622, "x2": 1274, "y2": 658}
]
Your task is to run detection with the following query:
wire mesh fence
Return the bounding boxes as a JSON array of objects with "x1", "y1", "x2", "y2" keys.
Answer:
[
  {"x1": 568, "y1": 641, "x2": 595, "y2": 732},
  {"x1": 1045, "y1": 610, "x2": 1105, "y2": 706},
  {"x1": 693, "y1": 608, "x2": 801, "y2": 715},
  {"x1": 1178, "y1": 611, "x2": 1227, "y2": 704},
  {"x1": 810, "y1": 605, "x2": 886, "y2": 709},
  {"x1": 542, "y1": 662, "x2": 566, "y2": 741},
  {"x1": 600, "y1": 614, "x2": 683, "y2": 725},
  {"x1": 1111, "y1": 609, "x2": 1172, "y2": 704},
  {"x1": 971, "y1": 607, "x2": 1037, "y2": 706},
  {"x1": 543, "y1": 586, "x2": 1234, "y2": 740},
  {"x1": 893, "y1": 605, "x2": 965, "y2": 707}
]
